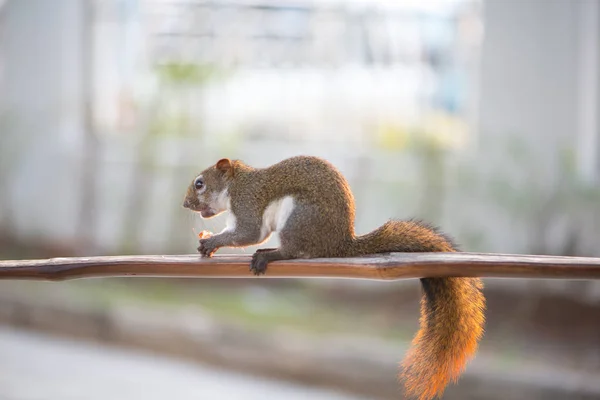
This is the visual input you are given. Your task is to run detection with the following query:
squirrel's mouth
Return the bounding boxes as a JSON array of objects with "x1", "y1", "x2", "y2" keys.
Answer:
[
  {"x1": 199, "y1": 209, "x2": 216, "y2": 218},
  {"x1": 183, "y1": 200, "x2": 215, "y2": 218}
]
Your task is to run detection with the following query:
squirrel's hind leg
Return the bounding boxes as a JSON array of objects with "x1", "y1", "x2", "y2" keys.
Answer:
[
  {"x1": 249, "y1": 199, "x2": 348, "y2": 275},
  {"x1": 277, "y1": 200, "x2": 348, "y2": 258}
]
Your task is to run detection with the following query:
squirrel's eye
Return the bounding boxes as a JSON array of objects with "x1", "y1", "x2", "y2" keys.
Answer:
[{"x1": 194, "y1": 178, "x2": 204, "y2": 190}]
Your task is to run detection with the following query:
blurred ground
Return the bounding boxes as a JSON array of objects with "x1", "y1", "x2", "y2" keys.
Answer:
[
  {"x1": 1, "y1": 278, "x2": 599, "y2": 400},
  {"x1": 0, "y1": 326, "x2": 366, "y2": 400}
]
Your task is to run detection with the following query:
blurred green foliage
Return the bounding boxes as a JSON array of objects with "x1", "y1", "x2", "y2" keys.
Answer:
[{"x1": 65, "y1": 279, "x2": 416, "y2": 341}]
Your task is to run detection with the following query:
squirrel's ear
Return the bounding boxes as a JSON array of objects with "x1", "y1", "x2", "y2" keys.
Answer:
[{"x1": 216, "y1": 158, "x2": 233, "y2": 175}]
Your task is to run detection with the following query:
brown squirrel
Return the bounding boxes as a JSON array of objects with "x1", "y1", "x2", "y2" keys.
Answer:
[{"x1": 183, "y1": 155, "x2": 485, "y2": 400}]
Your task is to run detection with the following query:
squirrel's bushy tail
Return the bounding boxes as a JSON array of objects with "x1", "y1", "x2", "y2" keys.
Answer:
[
  {"x1": 401, "y1": 277, "x2": 485, "y2": 400},
  {"x1": 352, "y1": 220, "x2": 485, "y2": 400}
]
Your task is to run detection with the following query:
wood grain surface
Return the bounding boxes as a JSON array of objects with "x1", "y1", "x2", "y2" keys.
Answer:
[{"x1": 1, "y1": 252, "x2": 600, "y2": 281}]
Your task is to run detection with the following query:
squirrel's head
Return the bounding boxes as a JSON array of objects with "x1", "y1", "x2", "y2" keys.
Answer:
[{"x1": 182, "y1": 158, "x2": 234, "y2": 218}]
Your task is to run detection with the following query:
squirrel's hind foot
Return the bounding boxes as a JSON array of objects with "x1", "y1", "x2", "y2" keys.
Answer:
[{"x1": 250, "y1": 249, "x2": 289, "y2": 276}]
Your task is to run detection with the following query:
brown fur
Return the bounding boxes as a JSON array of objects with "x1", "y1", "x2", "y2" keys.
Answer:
[{"x1": 183, "y1": 156, "x2": 485, "y2": 399}]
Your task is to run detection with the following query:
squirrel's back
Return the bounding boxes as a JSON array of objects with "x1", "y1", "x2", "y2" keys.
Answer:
[{"x1": 260, "y1": 156, "x2": 356, "y2": 208}]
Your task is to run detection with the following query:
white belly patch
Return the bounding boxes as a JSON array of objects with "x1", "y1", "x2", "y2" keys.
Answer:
[{"x1": 259, "y1": 196, "x2": 295, "y2": 242}]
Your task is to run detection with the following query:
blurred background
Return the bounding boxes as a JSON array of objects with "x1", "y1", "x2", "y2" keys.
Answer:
[{"x1": 1, "y1": 0, "x2": 600, "y2": 399}]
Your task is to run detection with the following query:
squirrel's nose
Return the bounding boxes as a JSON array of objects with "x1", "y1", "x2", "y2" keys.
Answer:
[{"x1": 183, "y1": 199, "x2": 191, "y2": 209}]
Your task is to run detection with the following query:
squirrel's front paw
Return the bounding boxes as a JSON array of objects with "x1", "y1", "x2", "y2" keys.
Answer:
[
  {"x1": 250, "y1": 252, "x2": 268, "y2": 276},
  {"x1": 197, "y1": 235, "x2": 218, "y2": 257}
]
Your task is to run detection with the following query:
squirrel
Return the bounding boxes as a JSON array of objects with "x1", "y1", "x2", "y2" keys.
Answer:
[{"x1": 182, "y1": 155, "x2": 485, "y2": 400}]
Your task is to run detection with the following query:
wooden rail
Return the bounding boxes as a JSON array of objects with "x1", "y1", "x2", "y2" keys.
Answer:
[{"x1": 1, "y1": 252, "x2": 600, "y2": 281}]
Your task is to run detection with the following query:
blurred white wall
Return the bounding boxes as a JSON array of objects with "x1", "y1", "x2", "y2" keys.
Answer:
[
  {"x1": 2, "y1": 0, "x2": 600, "y2": 260},
  {"x1": 472, "y1": 0, "x2": 600, "y2": 253},
  {"x1": 1, "y1": 0, "x2": 86, "y2": 242}
]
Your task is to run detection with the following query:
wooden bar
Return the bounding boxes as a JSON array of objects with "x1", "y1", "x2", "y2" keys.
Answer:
[{"x1": 1, "y1": 252, "x2": 600, "y2": 281}]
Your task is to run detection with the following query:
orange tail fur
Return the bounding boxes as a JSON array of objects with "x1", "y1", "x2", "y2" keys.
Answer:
[
  {"x1": 400, "y1": 277, "x2": 485, "y2": 399},
  {"x1": 352, "y1": 219, "x2": 485, "y2": 399}
]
